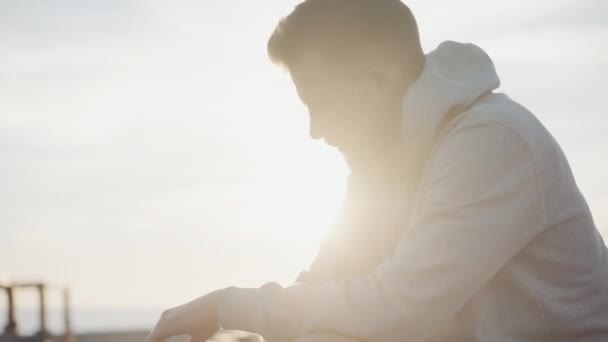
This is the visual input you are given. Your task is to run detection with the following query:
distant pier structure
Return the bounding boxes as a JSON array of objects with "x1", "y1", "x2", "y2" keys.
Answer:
[{"x1": 0, "y1": 282, "x2": 74, "y2": 342}]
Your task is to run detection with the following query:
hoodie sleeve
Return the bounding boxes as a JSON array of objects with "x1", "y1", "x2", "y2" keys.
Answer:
[{"x1": 217, "y1": 122, "x2": 543, "y2": 342}]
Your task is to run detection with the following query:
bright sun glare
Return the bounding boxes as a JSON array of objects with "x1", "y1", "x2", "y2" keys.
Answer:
[
  {"x1": 270, "y1": 144, "x2": 348, "y2": 242},
  {"x1": 234, "y1": 132, "x2": 349, "y2": 249},
  {"x1": 224, "y1": 70, "x2": 351, "y2": 252}
]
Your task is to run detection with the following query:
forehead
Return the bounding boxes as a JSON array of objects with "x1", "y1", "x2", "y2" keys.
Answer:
[{"x1": 290, "y1": 53, "x2": 333, "y2": 96}]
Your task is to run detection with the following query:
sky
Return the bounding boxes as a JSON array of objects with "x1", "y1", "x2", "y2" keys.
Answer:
[{"x1": 1, "y1": 0, "x2": 607, "y2": 333}]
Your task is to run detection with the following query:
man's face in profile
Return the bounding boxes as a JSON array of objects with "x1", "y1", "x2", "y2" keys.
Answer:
[{"x1": 289, "y1": 53, "x2": 399, "y2": 157}]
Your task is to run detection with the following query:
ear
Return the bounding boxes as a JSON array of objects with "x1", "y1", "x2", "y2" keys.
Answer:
[
  {"x1": 361, "y1": 53, "x2": 404, "y2": 98},
  {"x1": 368, "y1": 67, "x2": 396, "y2": 96}
]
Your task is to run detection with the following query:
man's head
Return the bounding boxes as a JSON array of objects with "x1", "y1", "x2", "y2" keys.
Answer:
[{"x1": 268, "y1": 0, "x2": 424, "y2": 160}]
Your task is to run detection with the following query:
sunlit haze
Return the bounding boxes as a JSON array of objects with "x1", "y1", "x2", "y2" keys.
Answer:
[{"x1": 1, "y1": 0, "x2": 606, "y2": 333}]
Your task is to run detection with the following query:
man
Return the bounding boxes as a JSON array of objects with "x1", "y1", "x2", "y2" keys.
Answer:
[{"x1": 146, "y1": 0, "x2": 608, "y2": 341}]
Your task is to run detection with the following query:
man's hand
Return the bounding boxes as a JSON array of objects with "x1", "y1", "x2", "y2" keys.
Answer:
[{"x1": 145, "y1": 289, "x2": 224, "y2": 342}]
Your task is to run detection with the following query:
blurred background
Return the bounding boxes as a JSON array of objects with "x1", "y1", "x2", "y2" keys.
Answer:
[{"x1": 1, "y1": 0, "x2": 606, "y2": 339}]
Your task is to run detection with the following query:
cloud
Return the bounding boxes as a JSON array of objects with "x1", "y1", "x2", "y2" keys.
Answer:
[
  {"x1": 0, "y1": 0, "x2": 142, "y2": 54},
  {"x1": 520, "y1": 0, "x2": 608, "y2": 30}
]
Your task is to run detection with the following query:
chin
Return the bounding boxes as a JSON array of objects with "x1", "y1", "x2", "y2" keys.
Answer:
[
  {"x1": 336, "y1": 143, "x2": 362, "y2": 159},
  {"x1": 321, "y1": 135, "x2": 360, "y2": 155}
]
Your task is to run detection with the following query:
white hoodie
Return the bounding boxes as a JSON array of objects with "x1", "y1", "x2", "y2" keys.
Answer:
[{"x1": 217, "y1": 42, "x2": 608, "y2": 341}]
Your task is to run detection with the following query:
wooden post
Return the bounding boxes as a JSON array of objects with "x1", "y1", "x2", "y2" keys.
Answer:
[
  {"x1": 63, "y1": 287, "x2": 74, "y2": 342},
  {"x1": 37, "y1": 284, "x2": 48, "y2": 335},
  {"x1": 4, "y1": 286, "x2": 18, "y2": 336}
]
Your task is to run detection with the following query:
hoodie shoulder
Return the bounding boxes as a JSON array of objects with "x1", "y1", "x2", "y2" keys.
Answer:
[
  {"x1": 462, "y1": 93, "x2": 559, "y2": 169},
  {"x1": 448, "y1": 93, "x2": 587, "y2": 226}
]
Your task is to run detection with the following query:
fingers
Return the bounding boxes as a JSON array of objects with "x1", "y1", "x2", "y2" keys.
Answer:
[
  {"x1": 145, "y1": 309, "x2": 174, "y2": 342},
  {"x1": 144, "y1": 331, "x2": 161, "y2": 342},
  {"x1": 146, "y1": 331, "x2": 203, "y2": 342}
]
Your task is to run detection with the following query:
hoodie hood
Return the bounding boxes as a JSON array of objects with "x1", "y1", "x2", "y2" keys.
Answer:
[{"x1": 402, "y1": 41, "x2": 501, "y2": 165}]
